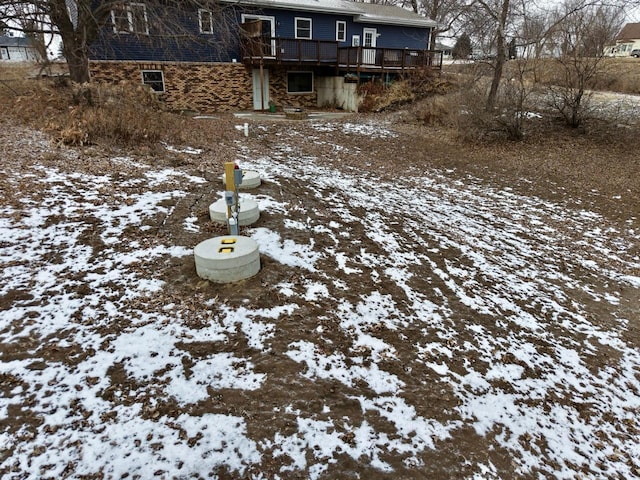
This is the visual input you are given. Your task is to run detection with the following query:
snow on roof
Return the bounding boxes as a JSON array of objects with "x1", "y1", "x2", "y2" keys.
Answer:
[
  {"x1": 221, "y1": 0, "x2": 366, "y2": 15},
  {"x1": 222, "y1": 0, "x2": 436, "y2": 27},
  {"x1": 352, "y1": 2, "x2": 437, "y2": 27}
]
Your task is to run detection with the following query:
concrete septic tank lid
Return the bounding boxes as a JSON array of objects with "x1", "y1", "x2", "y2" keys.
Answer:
[
  {"x1": 209, "y1": 198, "x2": 260, "y2": 226},
  {"x1": 221, "y1": 170, "x2": 261, "y2": 189},
  {"x1": 194, "y1": 236, "x2": 260, "y2": 283}
]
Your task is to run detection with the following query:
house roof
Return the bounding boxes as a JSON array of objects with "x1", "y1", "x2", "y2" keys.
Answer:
[
  {"x1": 616, "y1": 22, "x2": 640, "y2": 41},
  {"x1": 353, "y1": 3, "x2": 436, "y2": 27},
  {"x1": 0, "y1": 35, "x2": 34, "y2": 47},
  {"x1": 223, "y1": 0, "x2": 437, "y2": 28}
]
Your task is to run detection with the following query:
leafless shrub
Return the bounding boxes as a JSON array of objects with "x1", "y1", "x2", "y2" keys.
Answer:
[
  {"x1": 545, "y1": 84, "x2": 594, "y2": 130},
  {"x1": 1, "y1": 74, "x2": 187, "y2": 146},
  {"x1": 60, "y1": 82, "x2": 176, "y2": 145},
  {"x1": 410, "y1": 95, "x2": 452, "y2": 125},
  {"x1": 538, "y1": 2, "x2": 624, "y2": 129},
  {"x1": 357, "y1": 80, "x2": 387, "y2": 113},
  {"x1": 451, "y1": 60, "x2": 540, "y2": 141},
  {"x1": 452, "y1": 84, "x2": 495, "y2": 140},
  {"x1": 493, "y1": 60, "x2": 541, "y2": 140}
]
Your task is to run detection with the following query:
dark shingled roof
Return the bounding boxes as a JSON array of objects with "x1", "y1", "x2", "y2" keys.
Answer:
[
  {"x1": 0, "y1": 35, "x2": 34, "y2": 47},
  {"x1": 616, "y1": 23, "x2": 640, "y2": 41}
]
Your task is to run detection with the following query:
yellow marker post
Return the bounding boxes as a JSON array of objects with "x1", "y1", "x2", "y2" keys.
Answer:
[{"x1": 224, "y1": 161, "x2": 236, "y2": 222}]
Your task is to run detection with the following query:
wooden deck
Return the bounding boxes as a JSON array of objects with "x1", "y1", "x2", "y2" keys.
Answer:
[{"x1": 240, "y1": 37, "x2": 442, "y2": 74}]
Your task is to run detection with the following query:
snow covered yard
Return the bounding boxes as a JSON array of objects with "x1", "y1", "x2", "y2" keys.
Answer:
[{"x1": 0, "y1": 116, "x2": 639, "y2": 479}]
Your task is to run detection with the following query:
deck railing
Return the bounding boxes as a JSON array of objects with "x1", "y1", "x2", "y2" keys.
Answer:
[
  {"x1": 241, "y1": 37, "x2": 442, "y2": 72},
  {"x1": 338, "y1": 46, "x2": 443, "y2": 70}
]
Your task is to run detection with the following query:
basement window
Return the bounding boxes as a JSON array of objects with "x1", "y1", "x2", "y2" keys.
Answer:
[
  {"x1": 142, "y1": 70, "x2": 164, "y2": 92},
  {"x1": 287, "y1": 71, "x2": 313, "y2": 94}
]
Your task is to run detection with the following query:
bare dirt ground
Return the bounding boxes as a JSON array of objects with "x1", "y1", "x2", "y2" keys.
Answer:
[{"x1": 1, "y1": 104, "x2": 639, "y2": 479}]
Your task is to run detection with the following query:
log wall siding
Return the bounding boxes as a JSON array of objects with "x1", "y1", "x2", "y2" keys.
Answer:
[{"x1": 89, "y1": 61, "x2": 253, "y2": 113}]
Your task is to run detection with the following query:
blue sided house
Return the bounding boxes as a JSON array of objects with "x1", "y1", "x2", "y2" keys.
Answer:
[{"x1": 89, "y1": 0, "x2": 440, "y2": 113}]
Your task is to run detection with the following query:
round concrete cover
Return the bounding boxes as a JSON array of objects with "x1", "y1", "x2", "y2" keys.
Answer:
[
  {"x1": 209, "y1": 198, "x2": 260, "y2": 226},
  {"x1": 221, "y1": 170, "x2": 261, "y2": 189},
  {"x1": 194, "y1": 236, "x2": 260, "y2": 283}
]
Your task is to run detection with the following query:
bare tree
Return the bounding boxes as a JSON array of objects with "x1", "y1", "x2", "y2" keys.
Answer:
[
  {"x1": 482, "y1": 0, "x2": 511, "y2": 108},
  {"x1": 0, "y1": 0, "x2": 235, "y2": 83},
  {"x1": 546, "y1": 0, "x2": 625, "y2": 127},
  {"x1": 0, "y1": 0, "x2": 105, "y2": 80},
  {"x1": 410, "y1": 0, "x2": 467, "y2": 52},
  {"x1": 1, "y1": 3, "x2": 51, "y2": 60},
  {"x1": 459, "y1": 0, "x2": 632, "y2": 112}
]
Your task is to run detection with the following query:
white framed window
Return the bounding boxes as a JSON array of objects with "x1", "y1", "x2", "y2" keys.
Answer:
[
  {"x1": 336, "y1": 21, "x2": 346, "y2": 42},
  {"x1": 142, "y1": 70, "x2": 164, "y2": 92},
  {"x1": 112, "y1": 3, "x2": 148, "y2": 34},
  {"x1": 287, "y1": 71, "x2": 313, "y2": 94},
  {"x1": 352, "y1": 35, "x2": 360, "y2": 47},
  {"x1": 295, "y1": 17, "x2": 312, "y2": 39},
  {"x1": 199, "y1": 9, "x2": 214, "y2": 34}
]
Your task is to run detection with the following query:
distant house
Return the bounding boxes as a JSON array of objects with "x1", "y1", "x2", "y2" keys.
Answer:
[
  {"x1": 0, "y1": 35, "x2": 41, "y2": 62},
  {"x1": 89, "y1": 0, "x2": 441, "y2": 113},
  {"x1": 607, "y1": 23, "x2": 640, "y2": 57},
  {"x1": 435, "y1": 42, "x2": 452, "y2": 61}
]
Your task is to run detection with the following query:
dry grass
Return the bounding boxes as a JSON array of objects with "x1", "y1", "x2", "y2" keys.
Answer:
[
  {"x1": 0, "y1": 63, "x2": 197, "y2": 147},
  {"x1": 529, "y1": 57, "x2": 640, "y2": 94},
  {"x1": 2, "y1": 59, "x2": 639, "y2": 148},
  {"x1": 357, "y1": 70, "x2": 454, "y2": 113},
  {"x1": 447, "y1": 57, "x2": 640, "y2": 95},
  {"x1": 59, "y1": 82, "x2": 172, "y2": 146},
  {"x1": 594, "y1": 57, "x2": 640, "y2": 94}
]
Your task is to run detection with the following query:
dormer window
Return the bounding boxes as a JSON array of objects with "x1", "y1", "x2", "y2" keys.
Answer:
[{"x1": 295, "y1": 18, "x2": 312, "y2": 39}]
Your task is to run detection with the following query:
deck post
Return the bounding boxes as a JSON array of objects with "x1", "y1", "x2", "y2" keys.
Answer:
[{"x1": 259, "y1": 62, "x2": 265, "y2": 111}]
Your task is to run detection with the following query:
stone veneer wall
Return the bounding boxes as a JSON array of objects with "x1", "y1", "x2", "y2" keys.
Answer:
[
  {"x1": 267, "y1": 68, "x2": 318, "y2": 110},
  {"x1": 89, "y1": 61, "x2": 253, "y2": 113}
]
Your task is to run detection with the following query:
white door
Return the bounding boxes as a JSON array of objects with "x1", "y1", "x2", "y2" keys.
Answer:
[
  {"x1": 241, "y1": 15, "x2": 276, "y2": 56},
  {"x1": 363, "y1": 28, "x2": 377, "y2": 65},
  {"x1": 252, "y1": 68, "x2": 269, "y2": 110}
]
